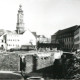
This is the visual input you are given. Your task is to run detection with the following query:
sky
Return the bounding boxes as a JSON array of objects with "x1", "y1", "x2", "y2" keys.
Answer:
[{"x1": 0, "y1": 0, "x2": 80, "y2": 38}]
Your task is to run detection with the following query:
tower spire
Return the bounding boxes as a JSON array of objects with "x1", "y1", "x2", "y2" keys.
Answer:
[
  {"x1": 19, "y1": 5, "x2": 22, "y2": 8},
  {"x1": 16, "y1": 5, "x2": 25, "y2": 34},
  {"x1": 18, "y1": 5, "x2": 23, "y2": 12}
]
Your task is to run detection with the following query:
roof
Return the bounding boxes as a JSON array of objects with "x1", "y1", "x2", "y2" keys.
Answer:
[
  {"x1": 74, "y1": 25, "x2": 80, "y2": 31},
  {"x1": 32, "y1": 32, "x2": 37, "y2": 38},
  {"x1": 37, "y1": 35, "x2": 46, "y2": 38},
  {"x1": 55, "y1": 25, "x2": 79, "y2": 36},
  {"x1": 0, "y1": 29, "x2": 17, "y2": 37},
  {"x1": 0, "y1": 29, "x2": 6, "y2": 37},
  {"x1": 0, "y1": 30, "x2": 4, "y2": 36}
]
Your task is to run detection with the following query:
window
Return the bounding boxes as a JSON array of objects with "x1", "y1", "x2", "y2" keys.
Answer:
[
  {"x1": 44, "y1": 57, "x2": 48, "y2": 60},
  {"x1": 68, "y1": 38, "x2": 69, "y2": 42},
  {"x1": 9, "y1": 44, "x2": 10, "y2": 46},
  {"x1": 74, "y1": 37, "x2": 79, "y2": 42},
  {"x1": 41, "y1": 58, "x2": 43, "y2": 60},
  {"x1": 74, "y1": 29, "x2": 79, "y2": 36},
  {"x1": 69, "y1": 37, "x2": 71, "y2": 41},
  {"x1": 75, "y1": 44, "x2": 79, "y2": 49},
  {"x1": 2, "y1": 40, "x2": 3, "y2": 42}
]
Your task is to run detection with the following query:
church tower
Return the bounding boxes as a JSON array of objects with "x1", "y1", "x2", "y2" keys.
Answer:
[{"x1": 16, "y1": 5, "x2": 25, "y2": 34}]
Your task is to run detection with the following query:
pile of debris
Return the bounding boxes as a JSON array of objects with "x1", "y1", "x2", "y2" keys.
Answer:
[{"x1": 64, "y1": 51, "x2": 80, "y2": 79}]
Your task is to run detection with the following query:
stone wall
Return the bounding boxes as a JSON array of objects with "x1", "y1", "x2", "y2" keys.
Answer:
[
  {"x1": 0, "y1": 53, "x2": 20, "y2": 71},
  {"x1": 24, "y1": 53, "x2": 54, "y2": 73},
  {"x1": 25, "y1": 55, "x2": 34, "y2": 73},
  {"x1": 36, "y1": 53, "x2": 53, "y2": 70}
]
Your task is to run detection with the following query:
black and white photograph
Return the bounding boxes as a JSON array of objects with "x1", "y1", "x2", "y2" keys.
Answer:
[{"x1": 0, "y1": 0, "x2": 80, "y2": 80}]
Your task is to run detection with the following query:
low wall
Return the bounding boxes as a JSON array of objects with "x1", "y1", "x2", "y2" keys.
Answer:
[
  {"x1": 0, "y1": 53, "x2": 20, "y2": 71},
  {"x1": 0, "y1": 51, "x2": 63, "y2": 73}
]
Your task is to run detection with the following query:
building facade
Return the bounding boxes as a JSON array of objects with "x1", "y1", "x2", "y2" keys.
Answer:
[
  {"x1": 51, "y1": 25, "x2": 78, "y2": 51},
  {"x1": 51, "y1": 33, "x2": 59, "y2": 44},
  {"x1": 37, "y1": 35, "x2": 51, "y2": 43},
  {"x1": 0, "y1": 5, "x2": 36, "y2": 50},
  {"x1": 74, "y1": 26, "x2": 80, "y2": 50}
]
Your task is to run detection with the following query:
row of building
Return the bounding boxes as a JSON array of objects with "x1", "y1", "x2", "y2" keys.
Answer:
[
  {"x1": 0, "y1": 5, "x2": 50, "y2": 51},
  {"x1": 51, "y1": 25, "x2": 80, "y2": 51},
  {"x1": 1, "y1": 5, "x2": 80, "y2": 52}
]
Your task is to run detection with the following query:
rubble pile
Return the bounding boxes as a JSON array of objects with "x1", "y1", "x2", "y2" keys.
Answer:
[{"x1": 64, "y1": 52, "x2": 80, "y2": 79}]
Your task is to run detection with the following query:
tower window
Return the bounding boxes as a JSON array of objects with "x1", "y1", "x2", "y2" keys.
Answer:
[{"x1": 2, "y1": 40, "x2": 3, "y2": 42}]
